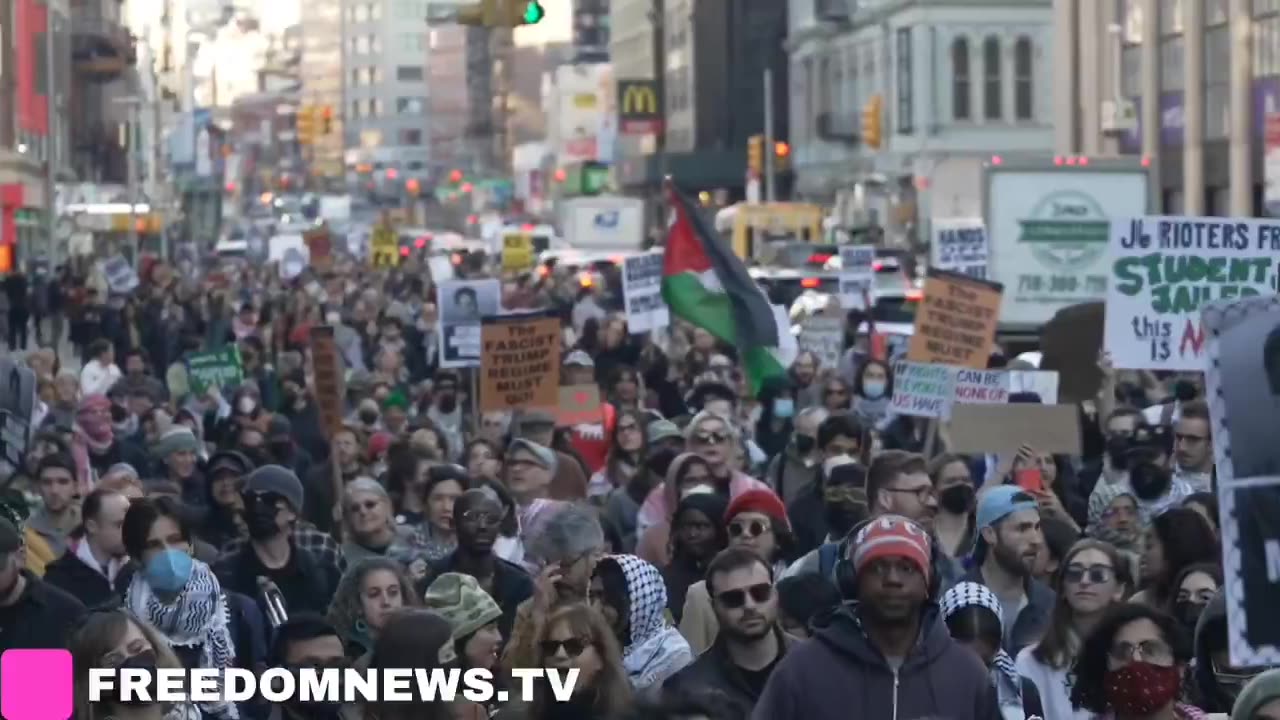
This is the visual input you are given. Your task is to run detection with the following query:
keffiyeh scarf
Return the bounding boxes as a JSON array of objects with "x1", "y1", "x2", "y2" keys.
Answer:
[
  {"x1": 126, "y1": 559, "x2": 239, "y2": 719},
  {"x1": 610, "y1": 554, "x2": 693, "y2": 690},
  {"x1": 940, "y1": 582, "x2": 1024, "y2": 715}
]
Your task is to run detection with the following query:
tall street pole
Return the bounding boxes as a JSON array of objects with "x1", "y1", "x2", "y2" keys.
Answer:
[
  {"x1": 763, "y1": 67, "x2": 775, "y2": 202},
  {"x1": 44, "y1": 9, "x2": 58, "y2": 268}
]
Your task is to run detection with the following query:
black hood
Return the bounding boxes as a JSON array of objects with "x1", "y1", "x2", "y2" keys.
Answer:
[{"x1": 1192, "y1": 588, "x2": 1232, "y2": 713}]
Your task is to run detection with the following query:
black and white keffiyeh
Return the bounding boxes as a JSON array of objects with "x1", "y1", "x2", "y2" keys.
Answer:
[
  {"x1": 609, "y1": 553, "x2": 693, "y2": 690},
  {"x1": 940, "y1": 581, "x2": 1023, "y2": 711},
  {"x1": 126, "y1": 558, "x2": 239, "y2": 719}
]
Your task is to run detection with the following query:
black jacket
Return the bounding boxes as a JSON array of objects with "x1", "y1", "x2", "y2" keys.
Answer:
[
  {"x1": 216, "y1": 540, "x2": 339, "y2": 618},
  {"x1": 424, "y1": 552, "x2": 533, "y2": 643},
  {"x1": 666, "y1": 627, "x2": 797, "y2": 715},
  {"x1": 43, "y1": 548, "x2": 135, "y2": 608},
  {"x1": 0, "y1": 572, "x2": 87, "y2": 651}
]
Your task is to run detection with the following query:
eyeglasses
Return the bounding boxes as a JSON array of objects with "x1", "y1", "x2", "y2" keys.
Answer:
[
  {"x1": 347, "y1": 500, "x2": 380, "y2": 513},
  {"x1": 1063, "y1": 564, "x2": 1115, "y2": 585},
  {"x1": 461, "y1": 510, "x2": 500, "y2": 524},
  {"x1": 715, "y1": 583, "x2": 773, "y2": 609},
  {"x1": 540, "y1": 638, "x2": 589, "y2": 658},
  {"x1": 1109, "y1": 640, "x2": 1173, "y2": 665},
  {"x1": 692, "y1": 431, "x2": 728, "y2": 445},
  {"x1": 728, "y1": 519, "x2": 771, "y2": 539},
  {"x1": 884, "y1": 485, "x2": 936, "y2": 503}
]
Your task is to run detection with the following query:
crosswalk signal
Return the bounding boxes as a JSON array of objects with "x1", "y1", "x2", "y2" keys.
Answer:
[
  {"x1": 862, "y1": 94, "x2": 883, "y2": 149},
  {"x1": 458, "y1": 0, "x2": 545, "y2": 26},
  {"x1": 321, "y1": 106, "x2": 334, "y2": 134},
  {"x1": 296, "y1": 105, "x2": 316, "y2": 146},
  {"x1": 747, "y1": 134, "x2": 764, "y2": 174},
  {"x1": 773, "y1": 141, "x2": 791, "y2": 171}
]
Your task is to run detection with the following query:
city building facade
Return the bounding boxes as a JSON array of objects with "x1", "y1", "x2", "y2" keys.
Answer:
[{"x1": 299, "y1": 0, "x2": 344, "y2": 179}]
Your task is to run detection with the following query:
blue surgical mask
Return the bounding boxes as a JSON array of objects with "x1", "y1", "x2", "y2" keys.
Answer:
[
  {"x1": 145, "y1": 548, "x2": 194, "y2": 593},
  {"x1": 773, "y1": 398, "x2": 795, "y2": 419},
  {"x1": 862, "y1": 380, "x2": 886, "y2": 399}
]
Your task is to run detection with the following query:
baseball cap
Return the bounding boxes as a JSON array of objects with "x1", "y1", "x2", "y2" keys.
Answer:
[
  {"x1": 563, "y1": 350, "x2": 594, "y2": 368},
  {"x1": 976, "y1": 486, "x2": 1040, "y2": 532}
]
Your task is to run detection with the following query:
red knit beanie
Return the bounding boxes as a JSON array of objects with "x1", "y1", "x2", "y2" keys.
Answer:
[
  {"x1": 852, "y1": 514, "x2": 932, "y2": 582},
  {"x1": 724, "y1": 488, "x2": 790, "y2": 531}
]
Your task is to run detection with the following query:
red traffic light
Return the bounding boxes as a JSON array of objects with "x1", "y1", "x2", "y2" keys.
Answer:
[
  {"x1": 387, "y1": 168, "x2": 399, "y2": 180},
  {"x1": 466, "y1": 214, "x2": 478, "y2": 224},
  {"x1": 224, "y1": 181, "x2": 236, "y2": 193},
  {"x1": 406, "y1": 178, "x2": 420, "y2": 193},
  {"x1": 449, "y1": 169, "x2": 463, "y2": 184},
  {"x1": 554, "y1": 168, "x2": 567, "y2": 182},
  {"x1": 460, "y1": 182, "x2": 473, "y2": 193},
  {"x1": 399, "y1": 246, "x2": 410, "y2": 256},
  {"x1": 414, "y1": 237, "x2": 427, "y2": 249},
  {"x1": 774, "y1": 141, "x2": 790, "y2": 157}
]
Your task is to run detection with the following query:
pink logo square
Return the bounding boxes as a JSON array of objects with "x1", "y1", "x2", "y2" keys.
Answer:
[{"x1": 1, "y1": 649, "x2": 73, "y2": 720}]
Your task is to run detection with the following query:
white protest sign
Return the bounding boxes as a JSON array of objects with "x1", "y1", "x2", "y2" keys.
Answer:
[
  {"x1": 932, "y1": 218, "x2": 989, "y2": 279},
  {"x1": 890, "y1": 361, "x2": 957, "y2": 419},
  {"x1": 839, "y1": 245, "x2": 875, "y2": 309},
  {"x1": 1006, "y1": 370, "x2": 1060, "y2": 403},
  {"x1": 798, "y1": 316, "x2": 844, "y2": 370},
  {"x1": 438, "y1": 279, "x2": 502, "y2": 368},
  {"x1": 622, "y1": 253, "x2": 670, "y2": 332},
  {"x1": 953, "y1": 368, "x2": 1008, "y2": 404},
  {"x1": 1105, "y1": 215, "x2": 1280, "y2": 371},
  {"x1": 103, "y1": 255, "x2": 139, "y2": 294}
]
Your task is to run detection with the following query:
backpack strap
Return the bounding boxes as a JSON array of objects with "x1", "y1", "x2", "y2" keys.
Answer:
[{"x1": 818, "y1": 542, "x2": 839, "y2": 580}]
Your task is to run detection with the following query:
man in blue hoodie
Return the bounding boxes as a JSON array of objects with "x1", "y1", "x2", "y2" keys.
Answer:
[{"x1": 752, "y1": 514, "x2": 1000, "y2": 720}]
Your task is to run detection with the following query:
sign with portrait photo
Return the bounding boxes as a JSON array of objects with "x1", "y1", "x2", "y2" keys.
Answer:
[{"x1": 438, "y1": 279, "x2": 502, "y2": 368}]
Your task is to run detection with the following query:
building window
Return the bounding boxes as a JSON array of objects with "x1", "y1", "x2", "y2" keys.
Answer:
[
  {"x1": 396, "y1": 65, "x2": 424, "y2": 81},
  {"x1": 350, "y1": 101, "x2": 361, "y2": 119},
  {"x1": 952, "y1": 37, "x2": 970, "y2": 120},
  {"x1": 1014, "y1": 36, "x2": 1033, "y2": 121},
  {"x1": 350, "y1": 68, "x2": 360, "y2": 87},
  {"x1": 1160, "y1": 0, "x2": 1183, "y2": 35},
  {"x1": 400, "y1": 34, "x2": 424, "y2": 52},
  {"x1": 397, "y1": 97, "x2": 425, "y2": 114},
  {"x1": 399, "y1": 129, "x2": 423, "y2": 145},
  {"x1": 896, "y1": 27, "x2": 913, "y2": 133},
  {"x1": 983, "y1": 36, "x2": 1001, "y2": 120}
]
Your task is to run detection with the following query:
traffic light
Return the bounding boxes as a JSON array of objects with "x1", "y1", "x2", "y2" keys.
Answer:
[
  {"x1": 296, "y1": 105, "x2": 316, "y2": 145},
  {"x1": 448, "y1": 168, "x2": 463, "y2": 184},
  {"x1": 747, "y1": 134, "x2": 764, "y2": 174},
  {"x1": 406, "y1": 178, "x2": 420, "y2": 194},
  {"x1": 321, "y1": 106, "x2": 333, "y2": 134},
  {"x1": 773, "y1": 141, "x2": 791, "y2": 171},
  {"x1": 862, "y1": 94, "x2": 883, "y2": 149},
  {"x1": 458, "y1": 0, "x2": 545, "y2": 26}
]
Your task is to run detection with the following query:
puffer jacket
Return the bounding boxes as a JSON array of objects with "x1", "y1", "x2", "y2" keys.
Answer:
[{"x1": 752, "y1": 602, "x2": 1000, "y2": 720}]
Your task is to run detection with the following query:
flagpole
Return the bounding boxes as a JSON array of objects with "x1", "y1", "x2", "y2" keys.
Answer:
[{"x1": 763, "y1": 67, "x2": 776, "y2": 203}]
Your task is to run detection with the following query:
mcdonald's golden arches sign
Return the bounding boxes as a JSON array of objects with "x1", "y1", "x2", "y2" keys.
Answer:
[{"x1": 617, "y1": 79, "x2": 663, "y2": 134}]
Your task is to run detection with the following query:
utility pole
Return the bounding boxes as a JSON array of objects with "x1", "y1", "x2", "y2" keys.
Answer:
[
  {"x1": 650, "y1": 0, "x2": 667, "y2": 232},
  {"x1": 44, "y1": 8, "x2": 58, "y2": 269},
  {"x1": 126, "y1": 110, "x2": 138, "y2": 268},
  {"x1": 763, "y1": 67, "x2": 776, "y2": 202}
]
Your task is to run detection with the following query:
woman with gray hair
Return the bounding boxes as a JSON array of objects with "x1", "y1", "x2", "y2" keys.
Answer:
[{"x1": 341, "y1": 478, "x2": 432, "y2": 582}]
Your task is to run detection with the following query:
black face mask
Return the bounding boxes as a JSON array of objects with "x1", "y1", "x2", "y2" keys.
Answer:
[
  {"x1": 1174, "y1": 599, "x2": 1207, "y2": 631},
  {"x1": 438, "y1": 395, "x2": 458, "y2": 413},
  {"x1": 938, "y1": 484, "x2": 975, "y2": 515},
  {"x1": 244, "y1": 498, "x2": 284, "y2": 540},
  {"x1": 359, "y1": 411, "x2": 379, "y2": 425},
  {"x1": 1106, "y1": 435, "x2": 1131, "y2": 469},
  {"x1": 1129, "y1": 460, "x2": 1172, "y2": 500},
  {"x1": 793, "y1": 435, "x2": 815, "y2": 456},
  {"x1": 1173, "y1": 379, "x2": 1199, "y2": 402},
  {"x1": 108, "y1": 651, "x2": 160, "y2": 706}
]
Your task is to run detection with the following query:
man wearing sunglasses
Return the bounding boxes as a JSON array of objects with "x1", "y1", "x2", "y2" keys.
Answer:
[
  {"x1": 666, "y1": 547, "x2": 791, "y2": 716},
  {"x1": 755, "y1": 515, "x2": 1001, "y2": 720}
]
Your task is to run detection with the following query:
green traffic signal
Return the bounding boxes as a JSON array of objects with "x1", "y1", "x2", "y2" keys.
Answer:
[{"x1": 523, "y1": 1, "x2": 544, "y2": 23}]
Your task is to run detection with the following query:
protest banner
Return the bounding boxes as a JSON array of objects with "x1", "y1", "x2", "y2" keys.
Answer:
[
  {"x1": 308, "y1": 326, "x2": 346, "y2": 439},
  {"x1": 1040, "y1": 301, "x2": 1105, "y2": 403},
  {"x1": 932, "y1": 218, "x2": 989, "y2": 279},
  {"x1": 1105, "y1": 215, "x2": 1280, "y2": 370},
  {"x1": 907, "y1": 269, "x2": 1003, "y2": 369},
  {"x1": 953, "y1": 368, "x2": 1008, "y2": 404},
  {"x1": 104, "y1": 255, "x2": 139, "y2": 294},
  {"x1": 186, "y1": 346, "x2": 244, "y2": 395},
  {"x1": 1202, "y1": 295, "x2": 1280, "y2": 666},
  {"x1": 304, "y1": 227, "x2": 333, "y2": 273},
  {"x1": 889, "y1": 361, "x2": 957, "y2": 419},
  {"x1": 438, "y1": 279, "x2": 502, "y2": 368},
  {"x1": 622, "y1": 253, "x2": 670, "y2": 332},
  {"x1": 502, "y1": 232, "x2": 535, "y2": 273},
  {"x1": 838, "y1": 245, "x2": 875, "y2": 309},
  {"x1": 480, "y1": 314, "x2": 561, "y2": 413},
  {"x1": 370, "y1": 225, "x2": 399, "y2": 267},
  {"x1": 798, "y1": 316, "x2": 845, "y2": 370},
  {"x1": 948, "y1": 404, "x2": 1082, "y2": 456}
]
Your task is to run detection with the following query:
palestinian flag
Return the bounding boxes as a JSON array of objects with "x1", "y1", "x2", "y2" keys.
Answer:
[{"x1": 661, "y1": 181, "x2": 796, "y2": 394}]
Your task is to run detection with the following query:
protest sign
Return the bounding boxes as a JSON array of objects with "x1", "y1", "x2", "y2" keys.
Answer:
[
  {"x1": 953, "y1": 368, "x2": 1008, "y2": 404},
  {"x1": 1202, "y1": 294, "x2": 1280, "y2": 666},
  {"x1": 480, "y1": 314, "x2": 560, "y2": 413},
  {"x1": 558, "y1": 385, "x2": 603, "y2": 427},
  {"x1": 104, "y1": 255, "x2": 139, "y2": 294},
  {"x1": 186, "y1": 346, "x2": 244, "y2": 395},
  {"x1": 438, "y1": 279, "x2": 502, "y2": 368},
  {"x1": 308, "y1": 326, "x2": 346, "y2": 438},
  {"x1": 948, "y1": 404, "x2": 1082, "y2": 456},
  {"x1": 1040, "y1": 301, "x2": 1105, "y2": 403},
  {"x1": 0, "y1": 359, "x2": 35, "y2": 477},
  {"x1": 1105, "y1": 215, "x2": 1280, "y2": 370},
  {"x1": 838, "y1": 245, "x2": 875, "y2": 309},
  {"x1": 932, "y1": 218, "x2": 989, "y2": 279},
  {"x1": 798, "y1": 316, "x2": 845, "y2": 370},
  {"x1": 304, "y1": 227, "x2": 333, "y2": 273},
  {"x1": 889, "y1": 361, "x2": 957, "y2": 419},
  {"x1": 502, "y1": 232, "x2": 535, "y2": 272},
  {"x1": 371, "y1": 225, "x2": 399, "y2": 267},
  {"x1": 907, "y1": 269, "x2": 1003, "y2": 369},
  {"x1": 1007, "y1": 370, "x2": 1060, "y2": 403},
  {"x1": 622, "y1": 253, "x2": 670, "y2": 332}
]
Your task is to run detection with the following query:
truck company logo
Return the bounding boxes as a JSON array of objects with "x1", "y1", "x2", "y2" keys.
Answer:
[
  {"x1": 594, "y1": 211, "x2": 620, "y2": 229},
  {"x1": 618, "y1": 80, "x2": 663, "y2": 134},
  {"x1": 1017, "y1": 190, "x2": 1110, "y2": 270}
]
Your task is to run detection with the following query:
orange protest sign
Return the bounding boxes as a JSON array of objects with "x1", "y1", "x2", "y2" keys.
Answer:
[
  {"x1": 907, "y1": 269, "x2": 1003, "y2": 369},
  {"x1": 480, "y1": 314, "x2": 561, "y2": 413}
]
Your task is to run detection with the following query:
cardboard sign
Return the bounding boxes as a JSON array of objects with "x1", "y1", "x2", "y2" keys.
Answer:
[
  {"x1": 557, "y1": 385, "x2": 603, "y2": 427},
  {"x1": 907, "y1": 269, "x2": 1003, "y2": 369},
  {"x1": 304, "y1": 227, "x2": 333, "y2": 273},
  {"x1": 480, "y1": 314, "x2": 560, "y2": 413},
  {"x1": 947, "y1": 404, "x2": 1082, "y2": 456},
  {"x1": 889, "y1": 361, "x2": 957, "y2": 419},
  {"x1": 371, "y1": 226, "x2": 399, "y2": 267},
  {"x1": 1040, "y1": 301, "x2": 1105, "y2": 403},
  {"x1": 309, "y1": 325, "x2": 346, "y2": 438},
  {"x1": 502, "y1": 233, "x2": 535, "y2": 272},
  {"x1": 186, "y1": 346, "x2": 244, "y2": 395},
  {"x1": 622, "y1": 253, "x2": 670, "y2": 332}
]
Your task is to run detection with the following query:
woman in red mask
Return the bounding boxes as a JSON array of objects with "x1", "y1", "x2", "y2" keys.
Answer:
[{"x1": 1070, "y1": 603, "x2": 1209, "y2": 720}]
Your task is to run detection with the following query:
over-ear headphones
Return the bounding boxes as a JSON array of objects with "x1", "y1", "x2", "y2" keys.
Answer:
[{"x1": 832, "y1": 516, "x2": 945, "y2": 602}]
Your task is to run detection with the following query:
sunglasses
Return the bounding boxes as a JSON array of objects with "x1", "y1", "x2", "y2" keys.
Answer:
[
  {"x1": 728, "y1": 519, "x2": 770, "y2": 539},
  {"x1": 715, "y1": 583, "x2": 773, "y2": 609},
  {"x1": 692, "y1": 431, "x2": 728, "y2": 445},
  {"x1": 347, "y1": 500, "x2": 381, "y2": 513},
  {"x1": 1063, "y1": 564, "x2": 1115, "y2": 585},
  {"x1": 540, "y1": 638, "x2": 588, "y2": 658}
]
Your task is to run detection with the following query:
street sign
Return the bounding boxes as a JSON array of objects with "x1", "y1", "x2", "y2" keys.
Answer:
[
  {"x1": 370, "y1": 225, "x2": 399, "y2": 267},
  {"x1": 617, "y1": 79, "x2": 663, "y2": 135}
]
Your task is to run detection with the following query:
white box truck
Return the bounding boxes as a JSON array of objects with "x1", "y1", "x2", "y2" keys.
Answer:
[{"x1": 560, "y1": 196, "x2": 646, "y2": 251}]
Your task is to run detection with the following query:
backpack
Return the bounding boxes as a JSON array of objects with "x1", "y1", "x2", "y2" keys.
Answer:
[{"x1": 818, "y1": 541, "x2": 840, "y2": 581}]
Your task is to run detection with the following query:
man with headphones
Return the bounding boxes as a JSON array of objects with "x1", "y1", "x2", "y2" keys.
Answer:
[{"x1": 753, "y1": 514, "x2": 1001, "y2": 720}]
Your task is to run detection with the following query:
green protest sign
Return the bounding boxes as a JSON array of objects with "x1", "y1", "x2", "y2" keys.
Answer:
[{"x1": 186, "y1": 346, "x2": 244, "y2": 395}]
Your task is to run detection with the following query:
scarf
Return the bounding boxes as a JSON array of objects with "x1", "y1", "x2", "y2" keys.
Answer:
[
  {"x1": 940, "y1": 582, "x2": 1024, "y2": 712},
  {"x1": 852, "y1": 394, "x2": 892, "y2": 429},
  {"x1": 125, "y1": 559, "x2": 240, "y2": 719},
  {"x1": 72, "y1": 396, "x2": 115, "y2": 495},
  {"x1": 1086, "y1": 483, "x2": 1143, "y2": 552},
  {"x1": 611, "y1": 554, "x2": 693, "y2": 690}
]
